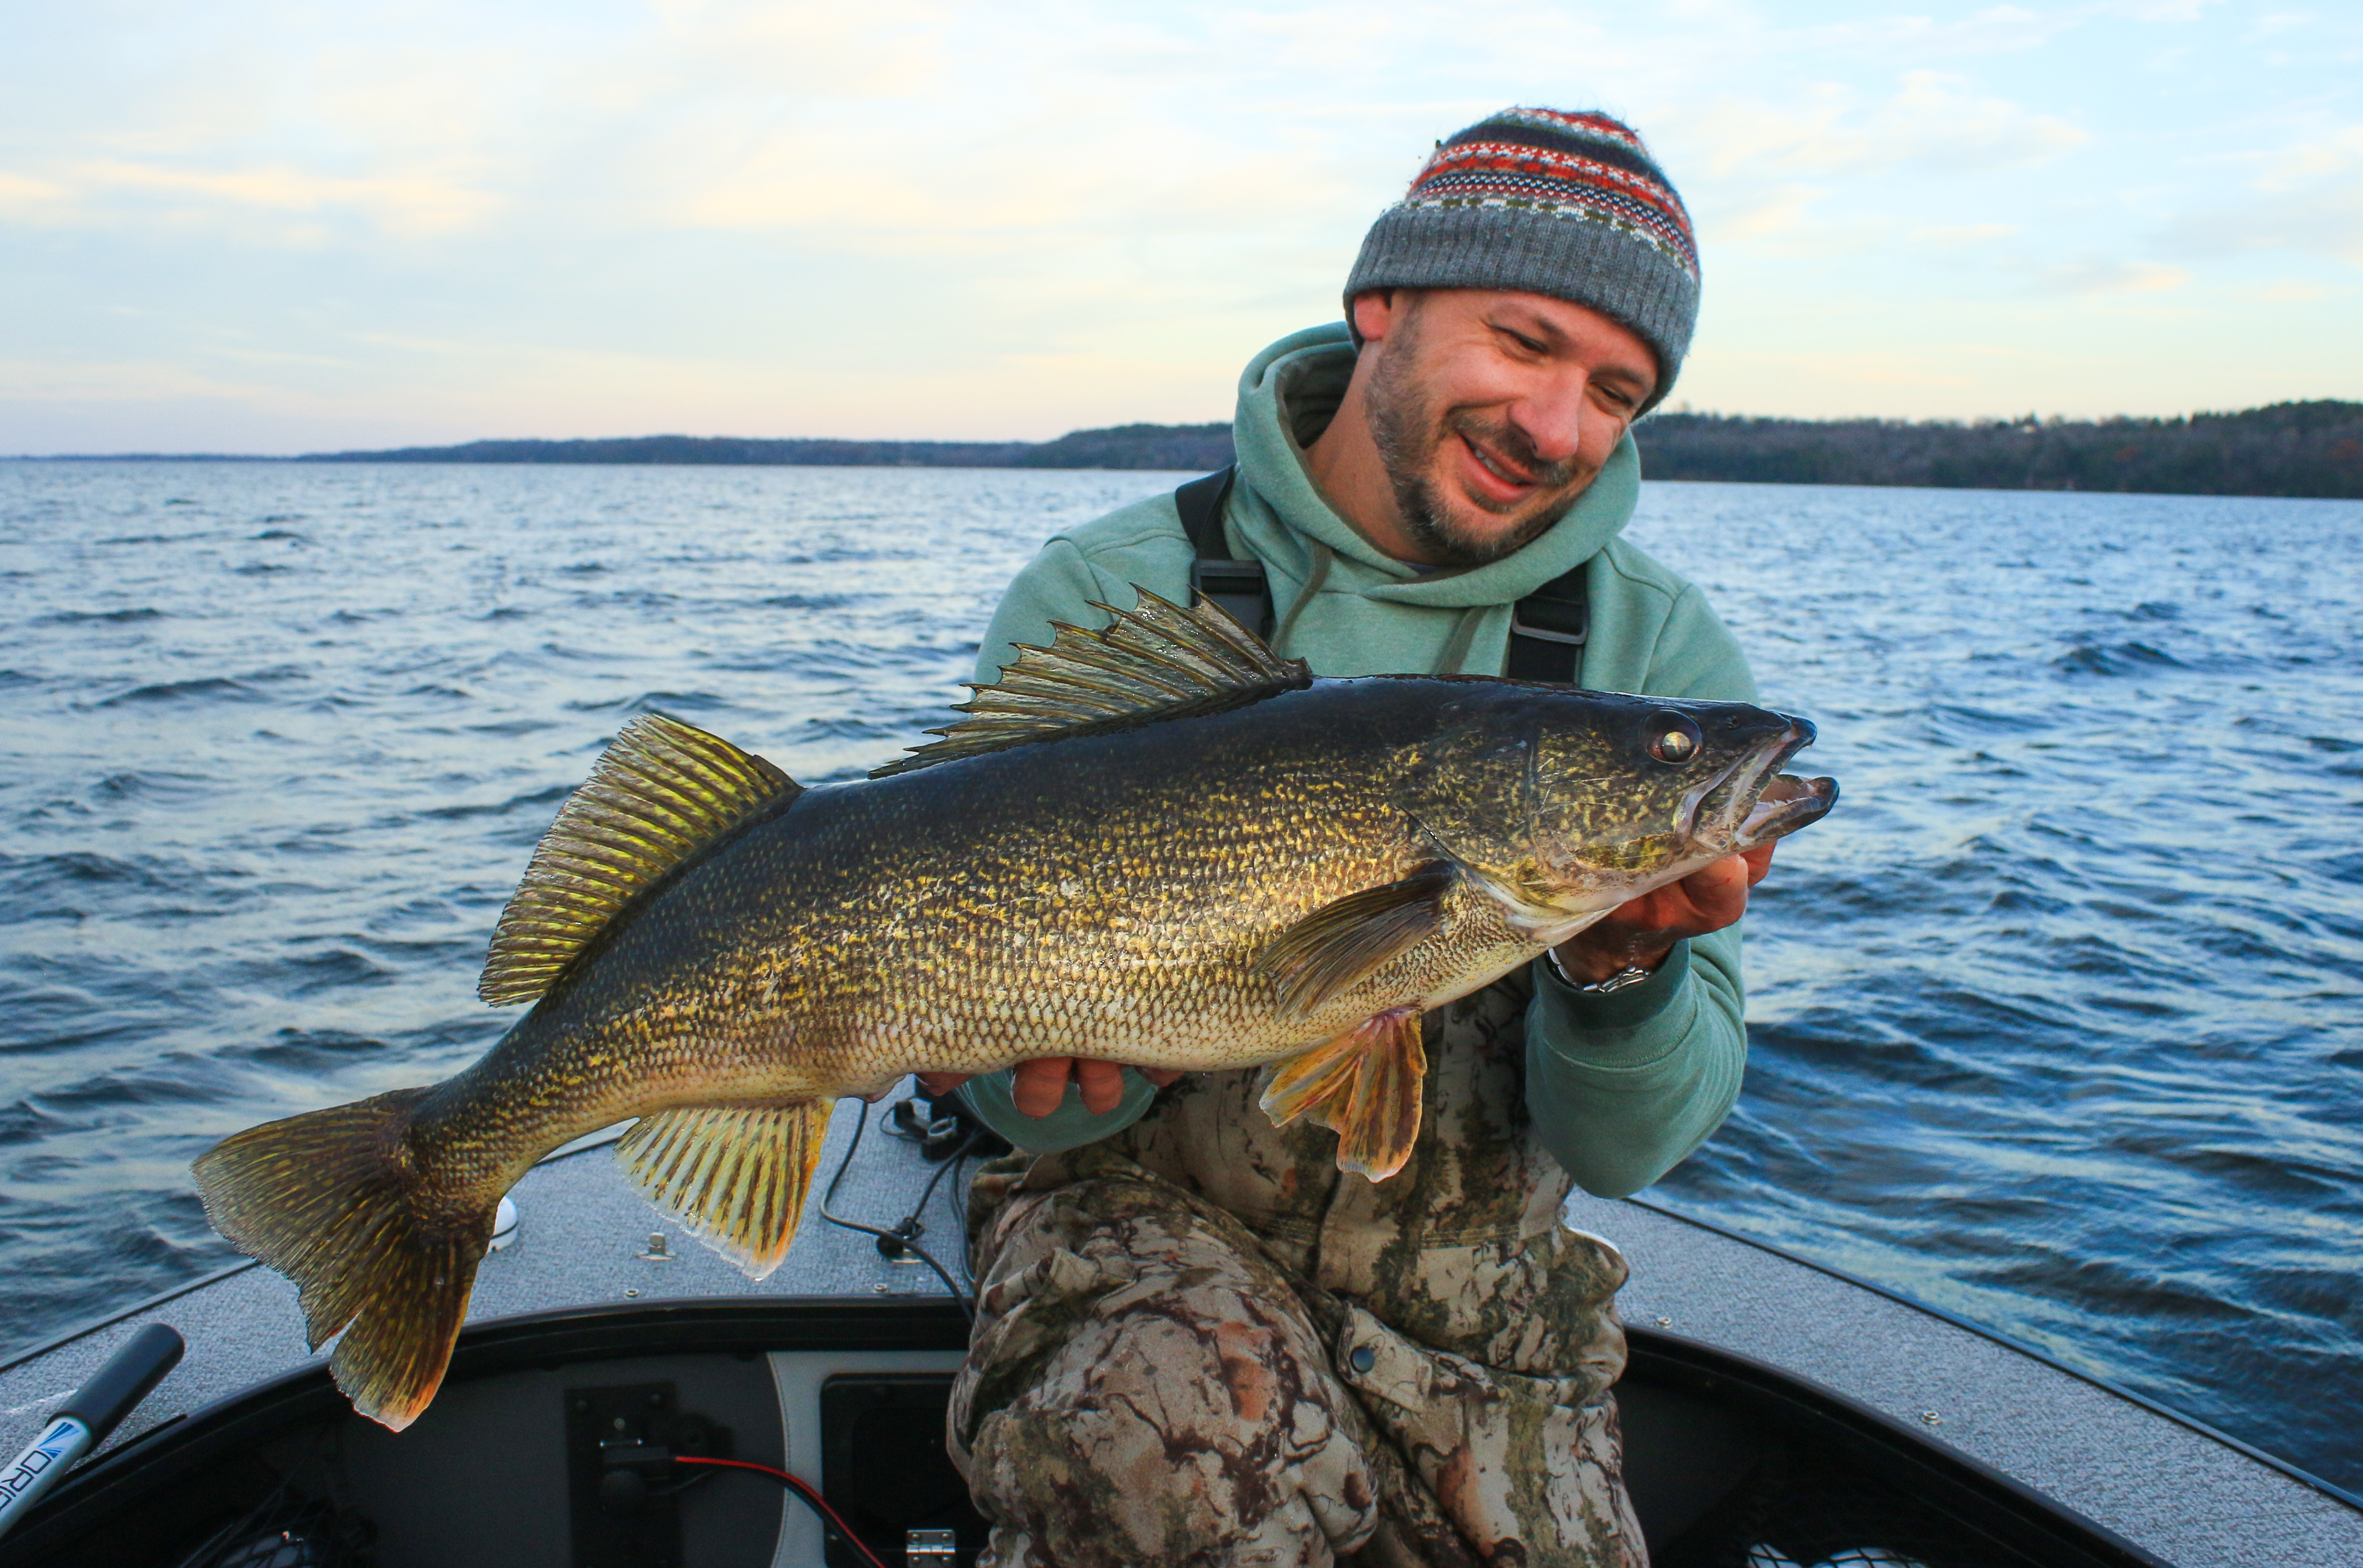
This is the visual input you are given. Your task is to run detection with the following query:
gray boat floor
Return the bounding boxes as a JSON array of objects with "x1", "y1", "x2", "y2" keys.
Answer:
[{"x1": 5, "y1": 1099, "x2": 2357, "y2": 1568}]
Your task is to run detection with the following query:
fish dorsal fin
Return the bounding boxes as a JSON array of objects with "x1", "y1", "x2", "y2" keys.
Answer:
[
  {"x1": 871, "y1": 586, "x2": 1309, "y2": 778},
  {"x1": 480, "y1": 714, "x2": 800, "y2": 1005}
]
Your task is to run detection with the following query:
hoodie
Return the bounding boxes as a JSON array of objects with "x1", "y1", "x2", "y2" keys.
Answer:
[{"x1": 958, "y1": 322, "x2": 1755, "y2": 1199}]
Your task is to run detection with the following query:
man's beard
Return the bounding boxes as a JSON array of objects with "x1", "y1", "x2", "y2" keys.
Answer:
[{"x1": 1364, "y1": 319, "x2": 1593, "y2": 568}]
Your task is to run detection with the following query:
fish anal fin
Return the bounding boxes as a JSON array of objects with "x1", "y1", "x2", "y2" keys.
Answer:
[
  {"x1": 871, "y1": 587, "x2": 1311, "y2": 777},
  {"x1": 1258, "y1": 1008, "x2": 1427, "y2": 1182},
  {"x1": 481, "y1": 714, "x2": 801, "y2": 1006},
  {"x1": 1253, "y1": 863, "x2": 1453, "y2": 1018},
  {"x1": 616, "y1": 1101, "x2": 833, "y2": 1280}
]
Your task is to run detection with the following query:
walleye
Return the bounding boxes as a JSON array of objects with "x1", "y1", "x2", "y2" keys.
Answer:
[{"x1": 193, "y1": 589, "x2": 1836, "y2": 1430}]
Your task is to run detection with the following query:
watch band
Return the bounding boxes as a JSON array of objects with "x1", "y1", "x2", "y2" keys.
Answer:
[{"x1": 1546, "y1": 948, "x2": 1656, "y2": 994}]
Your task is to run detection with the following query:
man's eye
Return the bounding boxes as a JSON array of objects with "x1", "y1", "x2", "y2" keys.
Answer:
[{"x1": 1498, "y1": 328, "x2": 1545, "y2": 354}]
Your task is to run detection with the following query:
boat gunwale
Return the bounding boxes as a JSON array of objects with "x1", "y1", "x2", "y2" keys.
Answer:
[
  {"x1": 6, "y1": 1297, "x2": 2171, "y2": 1568},
  {"x1": 1627, "y1": 1194, "x2": 2363, "y2": 1514}
]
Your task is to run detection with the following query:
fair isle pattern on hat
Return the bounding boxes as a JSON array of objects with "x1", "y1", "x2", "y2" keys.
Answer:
[
  {"x1": 1343, "y1": 106, "x2": 1703, "y2": 401},
  {"x1": 1406, "y1": 108, "x2": 1698, "y2": 283}
]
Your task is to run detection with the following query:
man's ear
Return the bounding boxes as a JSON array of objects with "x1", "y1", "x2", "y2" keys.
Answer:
[{"x1": 1349, "y1": 288, "x2": 1405, "y2": 345}]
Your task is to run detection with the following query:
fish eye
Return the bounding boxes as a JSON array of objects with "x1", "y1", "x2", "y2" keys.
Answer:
[{"x1": 1646, "y1": 713, "x2": 1703, "y2": 766}]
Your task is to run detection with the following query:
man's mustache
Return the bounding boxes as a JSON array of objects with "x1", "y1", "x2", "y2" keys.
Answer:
[{"x1": 1444, "y1": 410, "x2": 1590, "y2": 494}]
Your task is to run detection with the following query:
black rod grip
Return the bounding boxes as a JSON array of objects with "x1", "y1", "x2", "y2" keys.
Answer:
[{"x1": 56, "y1": 1324, "x2": 184, "y2": 1448}]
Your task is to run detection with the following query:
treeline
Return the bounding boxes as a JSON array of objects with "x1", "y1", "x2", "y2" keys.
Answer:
[
  {"x1": 174, "y1": 401, "x2": 2363, "y2": 499},
  {"x1": 1636, "y1": 400, "x2": 2363, "y2": 500},
  {"x1": 295, "y1": 423, "x2": 1237, "y2": 472}
]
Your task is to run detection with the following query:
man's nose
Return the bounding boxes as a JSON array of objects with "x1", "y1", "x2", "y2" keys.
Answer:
[{"x1": 1508, "y1": 373, "x2": 1591, "y2": 468}]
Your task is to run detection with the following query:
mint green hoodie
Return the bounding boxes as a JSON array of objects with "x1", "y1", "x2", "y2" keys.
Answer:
[{"x1": 959, "y1": 323, "x2": 1755, "y2": 1199}]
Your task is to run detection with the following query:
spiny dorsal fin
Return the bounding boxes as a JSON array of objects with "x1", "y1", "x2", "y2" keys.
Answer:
[
  {"x1": 480, "y1": 714, "x2": 800, "y2": 1005},
  {"x1": 871, "y1": 586, "x2": 1309, "y2": 778}
]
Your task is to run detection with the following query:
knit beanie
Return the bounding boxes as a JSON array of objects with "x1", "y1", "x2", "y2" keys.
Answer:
[{"x1": 1344, "y1": 108, "x2": 1700, "y2": 403}]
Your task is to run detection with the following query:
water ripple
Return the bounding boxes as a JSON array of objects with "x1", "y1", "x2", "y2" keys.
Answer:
[{"x1": 1, "y1": 464, "x2": 2358, "y2": 1494}]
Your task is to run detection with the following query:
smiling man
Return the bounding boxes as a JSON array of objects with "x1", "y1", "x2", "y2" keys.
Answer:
[{"x1": 936, "y1": 109, "x2": 1760, "y2": 1568}]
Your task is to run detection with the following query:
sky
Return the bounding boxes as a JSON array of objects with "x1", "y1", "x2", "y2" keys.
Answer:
[{"x1": 3, "y1": 1, "x2": 2360, "y2": 454}]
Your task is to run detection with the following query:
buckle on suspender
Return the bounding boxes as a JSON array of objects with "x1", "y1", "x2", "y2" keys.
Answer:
[
  {"x1": 1508, "y1": 603, "x2": 1588, "y2": 646},
  {"x1": 1191, "y1": 558, "x2": 1271, "y2": 637}
]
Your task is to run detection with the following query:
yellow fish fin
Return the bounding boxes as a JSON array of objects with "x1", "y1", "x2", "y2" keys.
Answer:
[
  {"x1": 1258, "y1": 1007, "x2": 1427, "y2": 1182},
  {"x1": 872, "y1": 586, "x2": 1310, "y2": 777},
  {"x1": 480, "y1": 713, "x2": 801, "y2": 1006},
  {"x1": 615, "y1": 1100, "x2": 834, "y2": 1280},
  {"x1": 1252, "y1": 863, "x2": 1453, "y2": 1018},
  {"x1": 192, "y1": 1086, "x2": 487, "y2": 1432}
]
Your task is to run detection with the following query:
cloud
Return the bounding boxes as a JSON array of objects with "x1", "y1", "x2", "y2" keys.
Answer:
[
  {"x1": 2035, "y1": 256, "x2": 2193, "y2": 293},
  {"x1": 1910, "y1": 222, "x2": 2022, "y2": 249},
  {"x1": 1687, "y1": 71, "x2": 2090, "y2": 182},
  {"x1": 40, "y1": 160, "x2": 500, "y2": 237},
  {"x1": 2153, "y1": 125, "x2": 2363, "y2": 266}
]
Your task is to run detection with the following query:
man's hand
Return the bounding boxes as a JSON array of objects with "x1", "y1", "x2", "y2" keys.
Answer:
[
  {"x1": 916, "y1": 1059, "x2": 1185, "y2": 1118},
  {"x1": 1551, "y1": 843, "x2": 1776, "y2": 986}
]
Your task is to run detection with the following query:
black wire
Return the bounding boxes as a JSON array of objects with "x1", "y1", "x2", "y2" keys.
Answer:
[{"x1": 818, "y1": 1096, "x2": 976, "y2": 1321}]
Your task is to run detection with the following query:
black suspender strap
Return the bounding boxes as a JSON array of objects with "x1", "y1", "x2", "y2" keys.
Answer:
[
  {"x1": 1177, "y1": 466, "x2": 1274, "y2": 640},
  {"x1": 1179, "y1": 463, "x2": 1588, "y2": 684},
  {"x1": 1504, "y1": 563, "x2": 1590, "y2": 686}
]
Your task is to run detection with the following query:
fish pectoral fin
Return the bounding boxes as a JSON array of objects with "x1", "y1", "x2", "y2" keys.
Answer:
[
  {"x1": 481, "y1": 714, "x2": 802, "y2": 1007},
  {"x1": 1258, "y1": 1008, "x2": 1426, "y2": 1182},
  {"x1": 1252, "y1": 862, "x2": 1453, "y2": 1018},
  {"x1": 616, "y1": 1100, "x2": 833, "y2": 1281}
]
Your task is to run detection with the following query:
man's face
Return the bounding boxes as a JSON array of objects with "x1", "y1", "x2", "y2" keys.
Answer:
[{"x1": 1356, "y1": 288, "x2": 1658, "y2": 568}]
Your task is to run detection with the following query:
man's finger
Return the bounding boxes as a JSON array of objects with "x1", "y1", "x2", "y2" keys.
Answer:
[
  {"x1": 1075, "y1": 1058, "x2": 1127, "y2": 1114},
  {"x1": 1010, "y1": 1056, "x2": 1075, "y2": 1118}
]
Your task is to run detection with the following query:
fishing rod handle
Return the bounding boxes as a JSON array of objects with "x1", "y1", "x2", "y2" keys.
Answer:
[{"x1": 0, "y1": 1323, "x2": 184, "y2": 1539}]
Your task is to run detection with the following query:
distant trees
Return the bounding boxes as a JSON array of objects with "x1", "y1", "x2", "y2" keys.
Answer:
[
  {"x1": 1634, "y1": 400, "x2": 2363, "y2": 500},
  {"x1": 288, "y1": 403, "x2": 2363, "y2": 499},
  {"x1": 297, "y1": 424, "x2": 1238, "y2": 472}
]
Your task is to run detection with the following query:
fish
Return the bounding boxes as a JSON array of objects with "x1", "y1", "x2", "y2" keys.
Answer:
[{"x1": 192, "y1": 589, "x2": 1836, "y2": 1430}]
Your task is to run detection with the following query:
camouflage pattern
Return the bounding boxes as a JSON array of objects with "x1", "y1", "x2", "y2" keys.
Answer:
[{"x1": 950, "y1": 973, "x2": 1649, "y2": 1567}]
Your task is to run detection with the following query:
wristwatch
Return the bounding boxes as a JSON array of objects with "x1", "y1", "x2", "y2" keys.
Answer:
[{"x1": 1546, "y1": 948, "x2": 1656, "y2": 994}]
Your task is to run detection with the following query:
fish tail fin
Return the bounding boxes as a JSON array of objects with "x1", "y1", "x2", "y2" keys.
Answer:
[
  {"x1": 192, "y1": 1087, "x2": 492, "y2": 1432},
  {"x1": 617, "y1": 1100, "x2": 833, "y2": 1280},
  {"x1": 1258, "y1": 1007, "x2": 1427, "y2": 1181}
]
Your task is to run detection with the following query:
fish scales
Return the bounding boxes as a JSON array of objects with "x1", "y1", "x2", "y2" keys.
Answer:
[{"x1": 190, "y1": 590, "x2": 1837, "y2": 1429}]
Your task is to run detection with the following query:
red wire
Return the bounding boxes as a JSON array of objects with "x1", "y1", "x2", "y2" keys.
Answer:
[{"x1": 670, "y1": 1455, "x2": 893, "y2": 1568}]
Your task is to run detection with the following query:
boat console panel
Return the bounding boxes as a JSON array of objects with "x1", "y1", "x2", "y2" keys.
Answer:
[{"x1": 2, "y1": 1300, "x2": 2167, "y2": 1568}]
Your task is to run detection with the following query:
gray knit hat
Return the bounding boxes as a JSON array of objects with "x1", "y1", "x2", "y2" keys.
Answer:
[{"x1": 1345, "y1": 107, "x2": 1701, "y2": 402}]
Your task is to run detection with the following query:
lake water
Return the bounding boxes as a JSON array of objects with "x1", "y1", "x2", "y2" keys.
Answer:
[{"x1": 2, "y1": 461, "x2": 2358, "y2": 1493}]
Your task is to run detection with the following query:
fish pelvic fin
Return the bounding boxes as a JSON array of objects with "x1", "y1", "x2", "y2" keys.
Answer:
[
  {"x1": 482, "y1": 713, "x2": 802, "y2": 1006},
  {"x1": 1258, "y1": 1008, "x2": 1427, "y2": 1182},
  {"x1": 872, "y1": 586, "x2": 1310, "y2": 777},
  {"x1": 1252, "y1": 863, "x2": 1454, "y2": 1018},
  {"x1": 191, "y1": 1087, "x2": 491, "y2": 1433},
  {"x1": 616, "y1": 1100, "x2": 833, "y2": 1280}
]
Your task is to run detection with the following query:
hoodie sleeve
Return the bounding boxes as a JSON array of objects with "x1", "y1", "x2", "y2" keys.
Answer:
[{"x1": 1524, "y1": 582, "x2": 1758, "y2": 1198}]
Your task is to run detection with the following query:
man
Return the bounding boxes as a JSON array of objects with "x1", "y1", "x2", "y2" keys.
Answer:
[{"x1": 923, "y1": 108, "x2": 1770, "y2": 1567}]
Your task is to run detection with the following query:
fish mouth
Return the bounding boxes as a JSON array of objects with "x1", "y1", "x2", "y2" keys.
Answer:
[
  {"x1": 1683, "y1": 716, "x2": 1838, "y2": 851},
  {"x1": 1736, "y1": 770, "x2": 1839, "y2": 847}
]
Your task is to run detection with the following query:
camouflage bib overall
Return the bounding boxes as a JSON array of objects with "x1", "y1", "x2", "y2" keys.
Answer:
[{"x1": 948, "y1": 968, "x2": 1647, "y2": 1567}]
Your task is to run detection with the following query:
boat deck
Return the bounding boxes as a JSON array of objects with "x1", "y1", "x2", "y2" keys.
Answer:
[{"x1": 4, "y1": 1100, "x2": 2356, "y2": 1568}]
